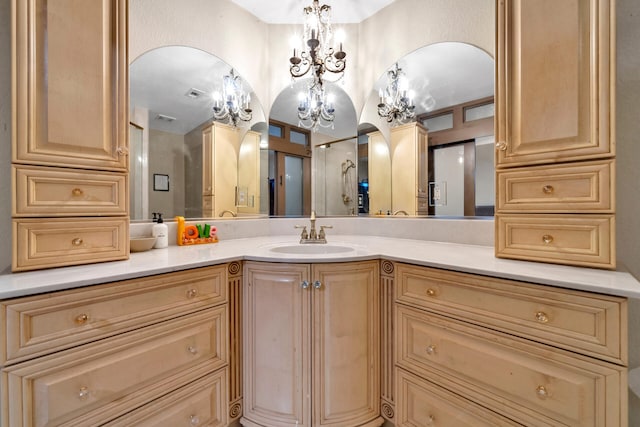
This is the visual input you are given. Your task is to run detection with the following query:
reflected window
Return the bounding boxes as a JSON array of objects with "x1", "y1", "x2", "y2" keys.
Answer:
[
  {"x1": 465, "y1": 103, "x2": 495, "y2": 122},
  {"x1": 423, "y1": 113, "x2": 453, "y2": 132},
  {"x1": 269, "y1": 124, "x2": 283, "y2": 138},
  {"x1": 290, "y1": 130, "x2": 308, "y2": 146}
]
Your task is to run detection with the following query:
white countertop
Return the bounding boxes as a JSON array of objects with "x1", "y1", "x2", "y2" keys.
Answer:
[{"x1": 1, "y1": 235, "x2": 639, "y2": 299}]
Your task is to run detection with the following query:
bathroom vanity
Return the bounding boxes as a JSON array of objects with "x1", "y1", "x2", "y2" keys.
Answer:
[{"x1": 0, "y1": 234, "x2": 637, "y2": 426}]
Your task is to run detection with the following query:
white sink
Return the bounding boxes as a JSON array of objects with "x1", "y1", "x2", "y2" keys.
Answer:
[{"x1": 268, "y1": 244, "x2": 355, "y2": 255}]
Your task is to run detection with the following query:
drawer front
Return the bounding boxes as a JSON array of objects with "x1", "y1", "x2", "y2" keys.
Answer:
[
  {"x1": 2, "y1": 308, "x2": 228, "y2": 427},
  {"x1": 12, "y1": 218, "x2": 129, "y2": 272},
  {"x1": 13, "y1": 165, "x2": 127, "y2": 216},
  {"x1": 496, "y1": 160, "x2": 614, "y2": 213},
  {"x1": 104, "y1": 369, "x2": 228, "y2": 427},
  {"x1": 396, "y1": 368, "x2": 519, "y2": 427},
  {"x1": 395, "y1": 263, "x2": 626, "y2": 364},
  {"x1": 1, "y1": 265, "x2": 228, "y2": 365},
  {"x1": 396, "y1": 306, "x2": 626, "y2": 427},
  {"x1": 495, "y1": 214, "x2": 615, "y2": 269}
]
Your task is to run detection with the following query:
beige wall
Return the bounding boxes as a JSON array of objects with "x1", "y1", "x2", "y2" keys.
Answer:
[
  {"x1": 0, "y1": 0, "x2": 10, "y2": 274},
  {"x1": 148, "y1": 129, "x2": 186, "y2": 218}
]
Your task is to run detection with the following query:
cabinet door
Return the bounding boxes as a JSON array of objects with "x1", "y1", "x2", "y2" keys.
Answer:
[
  {"x1": 243, "y1": 262, "x2": 311, "y2": 427},
  {"x1": 495, "y1": 0, "x2": 614, "y2": 167},
  {"x1": 312, "y1": 261, "x2": 381, "y2": 427},
  {"x1": 12, "y1": 0, "x2": 128, "y2": 171}
]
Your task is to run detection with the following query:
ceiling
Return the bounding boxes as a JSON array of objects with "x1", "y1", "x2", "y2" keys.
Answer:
[{"x1": 229, "y1": 0, "x2": 396, "y2": 24}]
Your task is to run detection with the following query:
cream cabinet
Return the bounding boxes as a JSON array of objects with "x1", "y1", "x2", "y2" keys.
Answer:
[
  {"x1": 202, "y1": 122, "x2": 240, "y2": 217},
  {"x1": 242, "y1": 261, "x2": 382, "y2": 427},
  {"x1": 367, "y1": 131, "x2": 392, "y2": 215},
  {"x1": 11, "y1": 0, "x2": 130, "y2": 271},
  {"x1": 495, "y1": 0, "x2": 616, "y2": 268},
  {"x1": 237, "y1": 130, "x2": 262, "y2": 214},
  {"x1": 393, "y1": 262, "x2": 628, "y2": 427},
  {"x1": 390, "y1": 122, "x2": 429, "y2": 215},
  {"x1": 0, "y1": 265, "x2": 231, "y2": 426}
]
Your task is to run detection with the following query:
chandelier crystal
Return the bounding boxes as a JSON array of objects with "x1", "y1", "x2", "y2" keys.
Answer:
[
  {"x1": 377, "y1": 63, "x2": 416, "y2": 125},
  {"x1": 212, "y1": 69, "x2": 252, "y2": 127}
]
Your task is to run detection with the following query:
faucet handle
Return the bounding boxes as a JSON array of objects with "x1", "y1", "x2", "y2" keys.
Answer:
[
  {"x1": 295, "y1": 225, "x2": 308, "y2": 240},
  {"x1": 318, "y1": 225, "x2": 333, "y2": 239}
]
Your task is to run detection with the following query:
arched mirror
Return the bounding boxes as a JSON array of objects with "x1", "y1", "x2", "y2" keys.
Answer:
[
  {"x1": 359, "y1": 42, "x2": 495, "y2": 217},
  {"x1": 129, "y1": 45, "x2": 268, "y2": 221},
  {"x1": 268, "y1": 79, "x2": 358, "y2": 216}
]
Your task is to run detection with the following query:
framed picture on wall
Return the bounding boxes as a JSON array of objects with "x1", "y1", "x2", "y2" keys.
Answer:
[{"x1": 153, "y1": 174, "x2": 170, "y2": 191}]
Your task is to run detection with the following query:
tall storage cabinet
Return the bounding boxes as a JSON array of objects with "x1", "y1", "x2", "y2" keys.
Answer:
[
  {"x1": 390, "y1": 122, "x2": 429, "y2": 215},
  {"x1": 242, "y1": 261, "x2": 382, "y2": 427},
  {"x1": 11, "y1": 0, "x2": 130, "y2": 271},
  {"x1": 202, "y1": 122, "x2": 239, "y2": 218},
  {"x1": 495, "y1": 0, "x2": 616, "y2": 269}
]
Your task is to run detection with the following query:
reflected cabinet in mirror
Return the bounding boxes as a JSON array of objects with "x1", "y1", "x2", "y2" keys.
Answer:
[
  {"x1": 129, "y1": 46, "x2": 269, "y2": 221},
  {"x1": 358, "y1": 42, "x2": 495, "y2": 217}
]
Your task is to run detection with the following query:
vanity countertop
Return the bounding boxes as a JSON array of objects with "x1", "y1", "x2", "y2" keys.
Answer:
[{"x1": 0, "y1": 235, "x2": 639, "y2": 299}]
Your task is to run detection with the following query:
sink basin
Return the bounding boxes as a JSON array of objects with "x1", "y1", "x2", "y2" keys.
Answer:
[{"x1": 268, "y1": 244, "x2": 355, "y2": 255}]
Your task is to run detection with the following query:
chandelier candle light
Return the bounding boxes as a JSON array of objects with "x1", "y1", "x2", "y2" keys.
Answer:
[
  {"x1": 289, "y1": 0, "x2": 346, "y2": 131},
  {"x1": 377, "y1": 63, "x2": 416, "y2": 125},
  {"x1": 212, "y1": 68, "x2": 252, "y2": 127}
]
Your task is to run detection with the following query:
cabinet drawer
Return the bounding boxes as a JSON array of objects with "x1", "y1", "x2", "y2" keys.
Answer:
[
  {"x1": 396, "y1": 306, "x2": 626, "y2": 427},
  {"x1": 495, "y1": 214, "x2": 615, "y2": 269},
  {"x1": 1, "y1": 265, "x2": 228, "y2": 365},
  {"x1": 496, "y1": 160, "x2": 614, "y2": 213},
  {"x1": 396, "y1": 368, "x2": 519, "y2": 427},
  {"x1": 1, "y1": 308, "x2": 227, "y2": 427},
  {"x1": 12, "y1": 217, "x2": 129, "y2": 272},
  {"x1": 13, "y1": 165, "x2": 127, "y2": 216},
  {"x1": 104, "y1": 369, "x2": 228, "y2": 427},
  {"x1": 395, "y1": 263, "x2": 626, "y2": 365}
]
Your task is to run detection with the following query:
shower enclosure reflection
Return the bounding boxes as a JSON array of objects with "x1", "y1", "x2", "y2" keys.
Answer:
[{"x1": 313, "y1": 139, "x2": 358, "y2": 216}]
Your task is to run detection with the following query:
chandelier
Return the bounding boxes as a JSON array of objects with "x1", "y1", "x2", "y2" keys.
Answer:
[
  {"x1": 377, "y1": 63, "x2": 416, "y2": 125},
  {"x1": 289, "y1": 0, "x2": 346, "y2": 131},
  {"x1": 297, "y1": 80, "x2": 335, "y2": 131},
  {"x1": 289, "y1": 0, "x2": 346, "y2": 83},
  {"x1": 212, "y1": 69, "x2": 252, "y2": 127}
]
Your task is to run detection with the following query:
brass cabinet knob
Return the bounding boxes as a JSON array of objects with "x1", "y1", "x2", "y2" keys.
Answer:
[
  {"x1": 71, "y1": 188, "x2": 84, "y2": 196},
  {"x1": 426, "y1": 415, "x2": 435, "y2": 425},
  {"x1": 542, "y1": 234, "x2": 554, "y2": 244},
  {"x1": 542, "y1": 185, "x2": 554, "y2": 194},
  {"x1": 187, "y1": 346, "x2": 198, "y2": 355},
  {"x1": 535, "y1": 311, "x2": 549, "y2": 323},
  {"x1": 72, "y1": 237, "x2": 83, "y2": 246},
  {"x1": 190, "y1": 415, "x2": 200, "y2": 426},
  {"x1": 186, "y1": 288, "x2": 198, "y2": 298},
  {"x1": 426, "y1": 288, "x2": 436, "y2": 297},
  {"x1": 75, "y1": 313, "x2": 89, "y2": 325},
  {"x1": 536, "y1": 385, "x2": 549, "y2": 399},
  {"x1": 495, "y1": 141, "x2": 507, "y2": 151},
  {"x1": 116, "y1": 146, "x2": 129, "y2": 156},
  {"x1": 78, "y1": 386, "x2": 90, "y2": 400},
  {"x1": 426, "y1": 344, "x2": 437, "y2": 355}
]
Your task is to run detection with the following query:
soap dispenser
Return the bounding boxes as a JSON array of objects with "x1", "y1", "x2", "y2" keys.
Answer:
[{"x1": 152, "y1": 213, "x2": 168, "y2": 248}]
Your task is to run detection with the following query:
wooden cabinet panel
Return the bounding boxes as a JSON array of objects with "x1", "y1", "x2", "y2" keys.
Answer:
[
  {"x1": 396, "y1": 305, "x2": 626, "y2": 426},
  {"x1": 396, "y1": 368, "x2": 520, "y2": 427},
  {"x1": 12, "y1": 0, "x2": 128, "y2": 170},
  {"x1": 12, "y1": 217, "x2": 129, "y2": 271},
  {"x1": 497, "y1": 160, "x2": 614, "y2": 213},
  {"x1": 313, "y1": 262, "x2": 380, "y2": 427},
  {"x1": 391, "y1": 123, "x2": 429, "y2": 214},
  {"x1": 496, "y1": 0, "x2": 614, "y2": 166},
  {"x1": 496, "y1": 214, "x2": 615, "y2": 268},
  {"x1": 395, "y1": 263, "x2": 626, "y2": 364},
  {"x1": 103, "y1": 369, "x2": 228, "y2": 427},
  {"x1": 1, "y1": 308, "x2": 227, "y2": 427},
  {"x1": 242, "y1": 261, "x2": 382, "y2": 427},
  {"x1": 1, "y1": 265, "x2": 227, "y2": 365},
  {"x1": 242, "y1": 262, "x2": 311, "y2": 427},
  {"x1": 202, "y1": 122, "x2": 239, "y2": 215},
  {"x1": 13, "y1": 165, "x2": 128, "y2": 216}
]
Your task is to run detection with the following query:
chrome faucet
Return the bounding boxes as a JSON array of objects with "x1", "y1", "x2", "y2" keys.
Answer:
[
  {"x1": 219, "y1": 210, "x2": 237, "y2": 217},
  {"x1": 295, "y1": 210, "x2": 332, "y2": 244}
]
